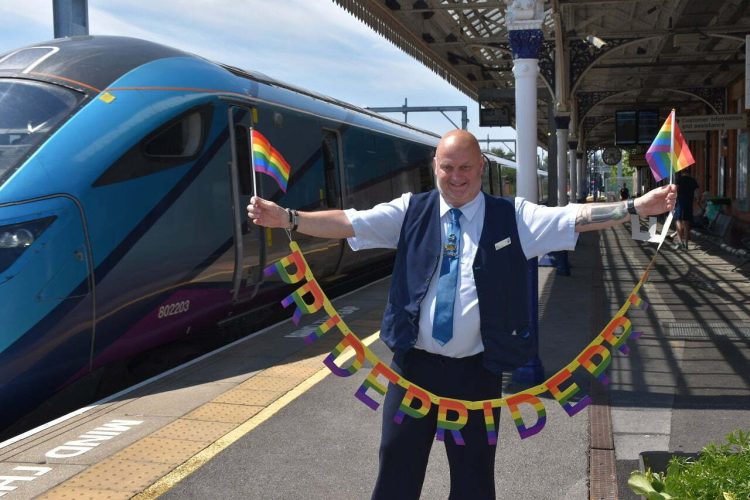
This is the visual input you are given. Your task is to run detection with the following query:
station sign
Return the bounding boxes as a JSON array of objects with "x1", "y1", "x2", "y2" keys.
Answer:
[
  {"x1": 677, "y1": 114, "x2": 748, "y2": 132},
  {"x1": 477, "y1": 88, "x2": 516, "y2": 127},
  {"x1": 683, "y1": 131, "x2": 705, "y2": 141},
  {"x1": 479, "y1": 106, "x2": 512, "y2": 127},
  {"x1": 629, "y1": 153, "x2": 648, "y2": 168}
]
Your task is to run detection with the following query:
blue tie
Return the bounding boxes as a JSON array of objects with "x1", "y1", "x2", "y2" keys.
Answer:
[{"x1": 433, "y1": 208, "x2": 462, "y2": 345}]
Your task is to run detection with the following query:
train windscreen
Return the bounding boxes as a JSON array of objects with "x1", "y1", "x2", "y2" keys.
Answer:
[{"x1": 0, "y1": 79, "x2": 83, "y2": 184}]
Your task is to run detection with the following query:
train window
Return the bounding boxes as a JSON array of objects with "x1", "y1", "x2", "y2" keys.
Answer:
[
  {"x1": 234, "y1": 125, "x2": 253, "y2": 195},
  {"x1": 0, "y1": 47, "x2": 57, "y2": 72},
  {"x1": 491, "y1": 161, "x2": 502, "y2": 195},
  {"x1": 502, "y1": 165, "x2": 517, "y2": 197},
  {"x1": 321, "y1": 130, "x2": 341, "y2": 209},
  {"x1": 481, "y1": 155, "x2": 491, "y2": 193},
  {"x1": 144, "y1": 112, "x2": 203, "y2": 158},
  {"x1": 0, "y1": 79, "x2": 83, "y2": 185},
  {"x1": 93, "y1": 105, "x2": 212, "y2": 186}
]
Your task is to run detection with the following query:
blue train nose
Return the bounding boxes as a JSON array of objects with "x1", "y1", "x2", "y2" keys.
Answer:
[{"x1": 0, "y1": 197, "x2": 95, "y2": 432}]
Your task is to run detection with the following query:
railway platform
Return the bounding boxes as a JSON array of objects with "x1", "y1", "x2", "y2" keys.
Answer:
[{"x1": 0, "y1": 222, "x2": 748, "y2": 499}]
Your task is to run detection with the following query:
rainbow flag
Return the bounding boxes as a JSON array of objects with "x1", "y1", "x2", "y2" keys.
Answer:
[
  {"x1": 645, "y1": 110, "x2": 695, "y2": 182},
  {"x1": 251, "y1": 130, "x2": 291, "y2": 192}
]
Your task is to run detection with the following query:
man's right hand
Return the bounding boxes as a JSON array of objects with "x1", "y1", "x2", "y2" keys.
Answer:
[
  {"x1": 247, "y1": 197, "x2": 355, "y2": 239},
  {"x1": 247, "y1": 196, "x2": 288, "y2": 229}
]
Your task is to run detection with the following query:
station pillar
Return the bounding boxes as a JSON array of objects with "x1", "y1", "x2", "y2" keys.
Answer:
[
  {"x1": 555, "y1": 116, "x2": 570, "y2": 205},
  {"x1": 506, "y1": 0, "x2": 545, "y2": 385},
  {"x1": 53, "y1": 0, "x2": 89, "y2": 38},
  {"x1": 568, "y1": 140, "x2": 578, "y2": 203},
  {"x1": 577, "y1": 151, "x2": 585, "y2": 200},
  {"x1": 548, "y1": 115, "x2": 571, "y2": 276}
]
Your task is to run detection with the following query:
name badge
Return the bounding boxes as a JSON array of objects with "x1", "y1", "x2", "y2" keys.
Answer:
[{"x1": 494, "y1": 237, "x2": 511, "y2": 250}]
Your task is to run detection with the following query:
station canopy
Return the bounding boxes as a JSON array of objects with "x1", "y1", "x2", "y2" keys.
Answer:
[{"x1": 333, "y1": 0, "x2": 750, "y2": 149}]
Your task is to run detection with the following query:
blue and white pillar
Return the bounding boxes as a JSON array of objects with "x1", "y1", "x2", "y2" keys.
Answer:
[{"x1": 506, "y1": 0, "x2": 545, "y2": 385}]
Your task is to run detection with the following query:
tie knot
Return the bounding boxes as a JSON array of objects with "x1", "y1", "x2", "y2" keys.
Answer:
[{"x1": 449, "y1": 208, "x2": 462, "y2": 225}]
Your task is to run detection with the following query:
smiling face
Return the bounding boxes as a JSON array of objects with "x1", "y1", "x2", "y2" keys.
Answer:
[{"x1": 433, "y1": 130, "x2": 484, "y2": 208}]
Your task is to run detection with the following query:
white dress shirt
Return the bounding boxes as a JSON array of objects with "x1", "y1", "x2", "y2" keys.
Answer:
[{"x1": 344, "y1": 191, "x2": 580, "y2": 358}]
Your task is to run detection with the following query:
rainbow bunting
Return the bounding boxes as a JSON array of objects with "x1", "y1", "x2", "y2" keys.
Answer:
[
  {"x1": 251, "y1": 129, "x2": 292, "y2": 192},
  {"x1": 645, "y1": 110, "x2": 695, "y2": 182}
]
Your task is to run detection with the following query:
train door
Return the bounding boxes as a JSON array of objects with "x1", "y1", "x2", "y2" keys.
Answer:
[
  {"x1": 246, "y1": 105, "x2": 343, "y2": 283},
  {"x1": 320, "y1": 128, "x2": 345, "y2": 274},
  {"x1": 227, "y1": 105, "x2": 264, "y2": 303},
  {"x1": 481, "y1": 155, "x2": 492, "y2": 194}
]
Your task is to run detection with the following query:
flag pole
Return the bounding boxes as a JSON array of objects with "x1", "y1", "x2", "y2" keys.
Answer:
[
  {"x1": 249, "y1": 126, "x2": 258, "y2": 198},
  {"x1": 669, "y1": 109, "x2": 675, "y2": 185}
]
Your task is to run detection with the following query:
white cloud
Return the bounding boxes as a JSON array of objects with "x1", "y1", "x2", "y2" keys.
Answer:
[{"x1": 0, "y1": 0, "x2": 516, "y2": 139}]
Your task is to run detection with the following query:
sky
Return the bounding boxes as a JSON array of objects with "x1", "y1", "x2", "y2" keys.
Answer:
[{"x1": 0, "y1": 0, "x2": 517, "y2": 149}]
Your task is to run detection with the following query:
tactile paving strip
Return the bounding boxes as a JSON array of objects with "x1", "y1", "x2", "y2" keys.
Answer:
[
  {"x1": 264, "y1": 359, "x2": 329, "y2": 378},
  {"x1": 113, "y1": 437, "x2": 207, "y2": 465},
  {"x1": 237, "y1": 374, "x2": 307, "y2": 392},
  {"x1": 183, "y1": 402, "x2": 263, "y2": 424},
  {"x1": 212, "y1": 388, "x2": 284, "y2": 406},
  {"x1": 149, "y1": 419, "x2": 235, "y2": 443},
  {"x1": 38, "y1": 485, "x2": 134, "y2": 500},
  {"x1": 664, "y1": 321, "x2": 750, "y2": 339},
  {"x1": 41, "y1": 459, "x2": 174, "y2": 497}
]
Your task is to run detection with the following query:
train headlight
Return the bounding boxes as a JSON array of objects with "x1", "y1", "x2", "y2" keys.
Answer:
[
  {"x1": 0, "y1": 228, "x2": 34, "y2": 248},
  {"x1": 0, "y1": 216, "x2": 56, "y2": 274}
]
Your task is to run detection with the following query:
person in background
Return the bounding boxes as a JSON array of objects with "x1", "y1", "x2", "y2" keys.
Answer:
[
  {"x1": 620, "y1": 183, "x2": 630, "y2": 200},
  {"x1": 673, "y1": 171, "x2": 700, "y2": 250},
  {"x1": 247, "y1": 130, "x2": 676, "y2": 500},
  {"x1": 694, "y1": 189, "x2": 711, "y2": 228}
]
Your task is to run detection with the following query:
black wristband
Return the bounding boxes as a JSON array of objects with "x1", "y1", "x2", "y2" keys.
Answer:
[
  {"x1": 627, "y1": 198, "x2": 637, "y2": 215},
  {"x1": 291, "y1": 210, "x2": 299, "y2": 232},
  {"x1": 285, "y1": 208, "x2": 294, "y2": 230}
]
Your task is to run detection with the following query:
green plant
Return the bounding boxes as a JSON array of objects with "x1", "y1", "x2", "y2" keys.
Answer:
[{"x1": 628, "y1": 430, "x2": 750, "y2": 499}]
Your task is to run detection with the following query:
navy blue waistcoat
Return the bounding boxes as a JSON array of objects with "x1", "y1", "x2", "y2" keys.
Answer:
[{"x1": 380, "y1": 190, "x2": 531, "y2": 375}]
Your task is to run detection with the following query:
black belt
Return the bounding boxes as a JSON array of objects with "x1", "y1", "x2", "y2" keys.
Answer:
[{"x1": 408, "y1": 348, "x2": 483, "y2": 365}]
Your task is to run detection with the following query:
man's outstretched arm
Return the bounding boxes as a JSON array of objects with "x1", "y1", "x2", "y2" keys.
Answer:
[
  {"x1": 247, "y1": 196, "x2": 355, "y2": 239},
  {"x1": 575, "y1": 184, "x2": 677, "y2": 233}
]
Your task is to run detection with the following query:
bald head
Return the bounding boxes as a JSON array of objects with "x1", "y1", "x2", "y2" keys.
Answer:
[
  {"x1": 433, "y1": 129, "x2": 485, "y2": 208},
  {"x1": 436, "y1": 129, "x2": 483, "y2": 163}
]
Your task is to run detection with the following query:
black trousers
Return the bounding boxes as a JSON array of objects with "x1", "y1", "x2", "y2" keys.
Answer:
[{"x1": 371, "y1": 349, "x2": 503, "y2": 500}]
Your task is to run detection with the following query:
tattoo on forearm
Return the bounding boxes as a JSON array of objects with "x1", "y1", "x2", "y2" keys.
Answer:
[{"x1": 576, "y1": 202, "x2": 628, "y2": 226}]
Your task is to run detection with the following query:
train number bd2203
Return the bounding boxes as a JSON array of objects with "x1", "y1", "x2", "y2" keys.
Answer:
[{"x1": 157, "y1": 300, "x2": 191, "y2": 319}]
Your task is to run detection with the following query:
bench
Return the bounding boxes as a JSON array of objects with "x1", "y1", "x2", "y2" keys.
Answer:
[
  {"x1": 691, "y1": 212, "x2": 750, "y2": 271},
  {"x1": 692, "y1": 212, "x2": 732, "y2": 246},
  {"x1": 732, "y1": 237, "x2": 750, "y2": 272}
]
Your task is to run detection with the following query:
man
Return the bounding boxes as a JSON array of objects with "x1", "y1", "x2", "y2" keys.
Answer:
[
  {"x1": 247, "y1": 130, "x2": 676, "y2": 499},
  {"x1": 673, "y1": 171, "x2": 699, "y2": 250},
  {"x1": 620, "y1": 183, "x2": 630, "y2": 200}
]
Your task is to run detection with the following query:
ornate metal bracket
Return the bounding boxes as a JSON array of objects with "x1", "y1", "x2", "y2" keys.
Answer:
[
  {"x1": 569, "y1": 38, "x2": 632, "y2": 89},
  {"x1": 576, "y1": 90, "x2": 620, "y2": 121}
]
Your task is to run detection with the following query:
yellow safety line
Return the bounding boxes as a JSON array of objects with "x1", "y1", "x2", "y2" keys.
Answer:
[{"x1": 134, "y1": 330, "x2": 382, "y2": 499}]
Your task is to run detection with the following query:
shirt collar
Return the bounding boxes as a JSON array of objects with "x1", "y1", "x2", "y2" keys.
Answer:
[{"x1": 439, "y1": 190, "x2": 484, "y2": 223}]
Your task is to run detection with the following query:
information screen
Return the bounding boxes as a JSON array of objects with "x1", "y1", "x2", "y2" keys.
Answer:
[
  {"x1": 616, "y1": 110, "x2": 659, "y2": 145},
  {"x1": 615, "y1": 110, "x2": 637, "y2": 145}
]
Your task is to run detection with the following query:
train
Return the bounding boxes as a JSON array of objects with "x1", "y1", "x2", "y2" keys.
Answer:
[
  {"x1": 0, "y1": 36, "x2": 548, "y2": 437},
  {"x1": 481, "y1": 151, "x2": 548, "y2": 205}
]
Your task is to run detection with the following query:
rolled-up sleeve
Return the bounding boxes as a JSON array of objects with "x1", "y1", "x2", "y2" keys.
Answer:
[
  {"x1": 344, "y1": 193, "x2": 412, "y2": 250},
  {"x1": 515, "y1": 198, "x2": 580, "y2": 259}
]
